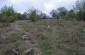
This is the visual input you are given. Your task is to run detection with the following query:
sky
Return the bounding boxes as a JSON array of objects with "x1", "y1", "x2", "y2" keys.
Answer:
[{"x1": 0, "y1": 0, "x2": 77, "y2": 15}]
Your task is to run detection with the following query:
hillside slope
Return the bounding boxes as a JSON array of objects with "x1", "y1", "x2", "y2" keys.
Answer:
[{"x1": 0, "y1": 19, "x2": 85, "y2": 55}]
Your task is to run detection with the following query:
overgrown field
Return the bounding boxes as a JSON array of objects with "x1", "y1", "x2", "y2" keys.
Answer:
[{"x1": 0, "y1": 19, "x2": 85, "y2": 55}]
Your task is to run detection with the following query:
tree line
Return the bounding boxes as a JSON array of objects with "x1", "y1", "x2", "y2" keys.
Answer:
[
  {"x1": 50, "y1": 0, "x2": 85, "y2": 20},
  {"x1": 0, "y1": 0, "x2": 85, "y2": 23}
]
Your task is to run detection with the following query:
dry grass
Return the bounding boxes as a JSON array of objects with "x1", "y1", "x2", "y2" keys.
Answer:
[
  {"x1": 0, "y1": 19, "x2": 85, "y2": 55},
  {"x1": 19, "y1": 19, "x2": 85, "y2": 55},
  {"x1": 0, "y1": 23, "x2": 26, "y2": 55}
]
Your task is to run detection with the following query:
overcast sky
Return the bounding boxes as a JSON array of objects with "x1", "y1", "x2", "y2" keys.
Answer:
[{"x1": 0, "y1": 0, "x2": 77, "y2": 15}]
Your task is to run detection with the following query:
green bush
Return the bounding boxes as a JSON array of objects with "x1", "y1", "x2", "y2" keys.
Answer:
[
  {"x1": 28, "y1": 9, "x2": 37, "y2": 21},
  {"x1": 27, "y1": 9, "x2": 44, "y2": 21},
  {"x1": 0, "y1": 5, "x2": 18, "y2": 23},
  {"x1": 16, "y1": 13, "x2": 22, "y2": 20},
  {"x1": 76, "y1": 11, "x2": 85, "y2": 20},
  {"x1": 75, "y1": 0, "x2": 85, "y2": 21}
]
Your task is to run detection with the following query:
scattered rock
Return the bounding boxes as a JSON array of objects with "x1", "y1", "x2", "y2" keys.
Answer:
[
  {"x1": 23, "y1": 35, "x2": 31, "y2": 40},
  {"x1": 48, "y1": 25, "x2": 50, "y2": 28}
]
